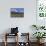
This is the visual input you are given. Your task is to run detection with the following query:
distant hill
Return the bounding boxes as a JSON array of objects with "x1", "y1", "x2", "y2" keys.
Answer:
[{"x1": 11, "y1": 12, "x2": 24, "y2": 14}]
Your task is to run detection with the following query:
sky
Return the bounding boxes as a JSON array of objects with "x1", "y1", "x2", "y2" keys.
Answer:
[{"x1": 11, "y1": 8, "x2": 24, "y2": 13}]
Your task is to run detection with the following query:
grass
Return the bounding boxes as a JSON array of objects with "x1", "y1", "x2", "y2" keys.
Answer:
[{"x1": 11, "y1": 12, "x2": 24, "y2": 17}]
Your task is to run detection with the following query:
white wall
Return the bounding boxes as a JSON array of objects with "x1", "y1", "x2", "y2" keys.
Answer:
[{"x1": 0, "y1": 0, "x2": 36, "y2": 42}]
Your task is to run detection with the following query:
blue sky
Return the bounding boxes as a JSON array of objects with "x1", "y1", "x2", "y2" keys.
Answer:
[{"x1": 11, "y1": 8, "x2": 24, "y2": 13}]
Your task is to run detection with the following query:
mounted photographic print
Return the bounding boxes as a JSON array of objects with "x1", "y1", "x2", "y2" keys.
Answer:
[
  {"x1": 10, "y1": 8, "x2": 24, "y2": 17},
  {"x1": 36, "y1": 0, "x2": 46, "y2": 26}
]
